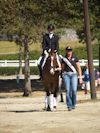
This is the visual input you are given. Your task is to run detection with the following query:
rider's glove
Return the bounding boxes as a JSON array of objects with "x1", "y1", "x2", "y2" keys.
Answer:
[
  {"x1": 59, "y1": 55, "x2": 63, "y2": 59},
  {"x1": 48, "y1": 49, "x2": 51, "y2": 53},
  {"x1": 44, "y1": 50, "x2": 49, "y2": 56}
]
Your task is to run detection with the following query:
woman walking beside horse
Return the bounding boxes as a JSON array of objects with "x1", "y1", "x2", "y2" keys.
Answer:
[{"x1": 61, "y1": 47, "x2": 83, "y2": 111}]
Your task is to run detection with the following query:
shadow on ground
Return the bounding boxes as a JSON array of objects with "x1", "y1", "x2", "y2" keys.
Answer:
[
  {"x1": 0, "y1": 79, "x2": 44, "y2": 92},
  {"x1": 7, "y1": 109, "x2": 45, "y2": 113}
]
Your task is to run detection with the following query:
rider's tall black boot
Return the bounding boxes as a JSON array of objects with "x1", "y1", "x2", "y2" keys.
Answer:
[{"x1": 38, "y1": 65, "x2": 42, "y2": 80}]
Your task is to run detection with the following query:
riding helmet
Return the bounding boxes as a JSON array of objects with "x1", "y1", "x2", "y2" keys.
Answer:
[
  {"x1": 66, "y1": 46, "x2": 72, "y2": 51},
  {"x1": 47, "y1": 24, "x2": 55, "y2": 30}
]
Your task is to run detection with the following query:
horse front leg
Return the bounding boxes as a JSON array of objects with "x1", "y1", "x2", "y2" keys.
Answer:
[
  {"x1": 50, "y1": 93, "x2": 54, "y2": 111},
  {"x1": 46, "y1": 92, "x2": 54, "y2": 111},
  {"x1": 46, "y1": 89, "x2": 51, "y2": 111},
  {"x1": 53, "y1": 91, "x2": 57, "y2": 109},
  {"x1": 45, "y1": 86, "x2": 56, "y2": 111},
  {"x1": 46, "y1": 93, "x2": 54, "y2": 111}
]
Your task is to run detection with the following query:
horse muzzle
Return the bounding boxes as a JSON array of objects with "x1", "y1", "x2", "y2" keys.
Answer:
[{"x1": 50, "y1": 68, "x2": 55, "y2": 75}]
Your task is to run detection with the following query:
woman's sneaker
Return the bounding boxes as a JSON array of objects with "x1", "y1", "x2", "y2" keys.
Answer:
[{"x1": 68, "y1": 107, "x2": 72, "y2": 111}]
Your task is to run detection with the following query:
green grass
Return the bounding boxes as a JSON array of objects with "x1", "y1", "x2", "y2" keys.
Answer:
[
  {"x1": 0, "y1": 41, "x2": 19, "y2": 53},
  {"x1": 0, "y1": 40, "x2": 83, "y2": 53},
  {"x1": 0, "y1": 41, "x2": 41, "y2": 53},
  {"x1": 0, "y1": 40, "x2": 99, "y2": 60},
  {"x1": 0, "y1": 67, "x2": 39, "y2": 75}
]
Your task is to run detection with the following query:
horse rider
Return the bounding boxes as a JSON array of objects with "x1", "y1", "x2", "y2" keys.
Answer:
[{"x1": 37, "y1": 24, "x2": 61, "y2": 80}]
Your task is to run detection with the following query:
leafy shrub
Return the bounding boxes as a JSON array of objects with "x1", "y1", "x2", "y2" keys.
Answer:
[
  {"x1": 60, "y1": 43, "x2": 99, "y2": 59},
  {"x1": 0, "y1": 67, "x2": 19, "y2": 75},
  {"x1": 0, "y1": 67, "x2": 39, "y2": 75}
]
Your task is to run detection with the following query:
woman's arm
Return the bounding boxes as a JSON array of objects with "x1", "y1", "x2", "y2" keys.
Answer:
[
  {"x1": 76, "y1": 62, "x2": 83, "y2": 84},
  {"x1": 61, "y1": 63, "x2": 65, "y2": 71}
]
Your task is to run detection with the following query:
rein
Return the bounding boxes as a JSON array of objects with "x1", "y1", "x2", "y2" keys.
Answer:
[{"x1": 50, "y1": 55, "x2": 55, "y2": 75}]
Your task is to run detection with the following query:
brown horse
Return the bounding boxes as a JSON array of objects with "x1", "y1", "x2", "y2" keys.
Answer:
[{"x1": 42, "y1": 51, "x2": 61, "y2": 111}]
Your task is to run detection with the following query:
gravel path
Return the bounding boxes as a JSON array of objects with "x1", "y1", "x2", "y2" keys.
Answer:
[{"x1": 0, "y1": 91, "x2": 100, "y2": 133}]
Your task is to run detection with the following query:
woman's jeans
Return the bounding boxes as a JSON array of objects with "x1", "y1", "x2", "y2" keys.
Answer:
[{"x1": 62, "y1": 72, "x2": 78, "y2": 109}]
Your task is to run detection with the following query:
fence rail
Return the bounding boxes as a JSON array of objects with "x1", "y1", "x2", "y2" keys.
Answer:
[
  {"x1": 0, "y1": 59, "x2": 99, "y2": 67},
  {"x1": 79, "y1": 59, "x2": 99, "y2": 67},
  {"x1": 0, "y1": 60, "x2": 38, "y2": 67}
]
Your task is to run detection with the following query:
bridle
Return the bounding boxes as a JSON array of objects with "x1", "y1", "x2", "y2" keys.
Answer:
[{"x1": 48, "y1": 51, "x2": 57, "y2": 75}]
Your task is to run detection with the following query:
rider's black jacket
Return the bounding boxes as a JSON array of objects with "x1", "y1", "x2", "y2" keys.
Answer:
[{"x1": 42, "y1": 33, "x2": 59, "y2": 53}]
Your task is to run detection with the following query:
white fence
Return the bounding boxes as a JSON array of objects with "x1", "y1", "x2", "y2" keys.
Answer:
[
  {"x1": 79, "y1": 59, "x2": 99, "y2": 67},
  {"x1": 0, "y1": 60, "x2": 38, "y2": 67},
  {"x1": 0, "y1": 59, "x2": 99, "y2": 67}
]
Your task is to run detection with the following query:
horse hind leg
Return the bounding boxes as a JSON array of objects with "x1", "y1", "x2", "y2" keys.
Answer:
[
  {"x1": 53, "y1": 87, "x2": 58, "y2": 109},
  {"x1": 44, "y1": 93, "x2": 47, "y2": 110},
  {"x1": 53, "y1": 97, "x2": 57, "y2": 108},
  {"x1": 60, "y1": 92, "x2": 64, "y2": 102}
]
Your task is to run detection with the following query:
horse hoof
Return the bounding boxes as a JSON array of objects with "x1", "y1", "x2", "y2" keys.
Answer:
[
  {"x1": 54, "y1": 106, "x2": 56, "y2": 109},
  {"x1": 47, "y1": 108, "x2": 51, "y2": 111},
  {"x1": 47, "y1": 105, "x2": 51, "y2": 111},
  {"x1": 60, "y1": 100, "x2": 64, "y2": 102}
]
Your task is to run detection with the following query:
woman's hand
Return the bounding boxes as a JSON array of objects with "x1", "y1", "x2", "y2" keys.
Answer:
[{"x1": 79, "y1": 78, "x2": 83, "y2": 84}]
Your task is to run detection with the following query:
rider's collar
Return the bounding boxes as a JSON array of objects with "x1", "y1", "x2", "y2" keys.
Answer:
[{"x1": 49, "y1": 33, "x2": 54, "y2": 39}]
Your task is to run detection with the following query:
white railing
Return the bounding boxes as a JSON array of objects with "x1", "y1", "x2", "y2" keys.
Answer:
[
  {"x1": 0, "y1": 59, "x2": 99, "y2": 67},
  {"x1": 79, "y1": 59, "x2": 99, "y2": 67},
  {"x1": 0, "y1": 60, "x2": 38, "y2": 67}
]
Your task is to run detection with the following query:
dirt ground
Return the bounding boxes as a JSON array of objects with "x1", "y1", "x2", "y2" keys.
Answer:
[{"x1": 0, "y1": 91, "x2": 100, "y2": 133}]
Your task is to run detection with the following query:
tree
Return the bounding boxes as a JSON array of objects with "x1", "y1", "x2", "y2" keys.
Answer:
[
  {"x1": 0, "y1": 0, "x2": 99, "y2": 41},
  {"x1": 16, "y1": 35, "x2": 33, "y2": 96},
  {"x1": 0, "y1": 0, "x2": 99, "y2": 96},
  {"x1": 77, "y1": 0, "x2": 100, "y2": 42},
  {"x1": 0, "y1": 0, "x2": 41, "y2": 96},
  {"x1": 22, "y1": 35, "x2": 33, "y2": 96},
  {"x1": 15, "y1": 34, "x2": 23, "y2": 75}
]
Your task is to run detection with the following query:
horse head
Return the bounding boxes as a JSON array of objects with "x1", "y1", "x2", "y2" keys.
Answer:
[{"x1": 47, "y1": 50, "x2": 58, "y2": 75}]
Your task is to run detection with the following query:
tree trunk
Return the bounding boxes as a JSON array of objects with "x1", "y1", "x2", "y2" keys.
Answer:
[
  {"x1": 83, "y1": 0, "x2": 97, "y2": 99},
  {"x1": 19, "y1": 46, "x2": 23, "y2": 75},
  {"x1": 98, "y1": 40, "x2": 100, "y2": 72},
  {"x1": 23, "y1": 42, "x2": 32, "y2": 96}
]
